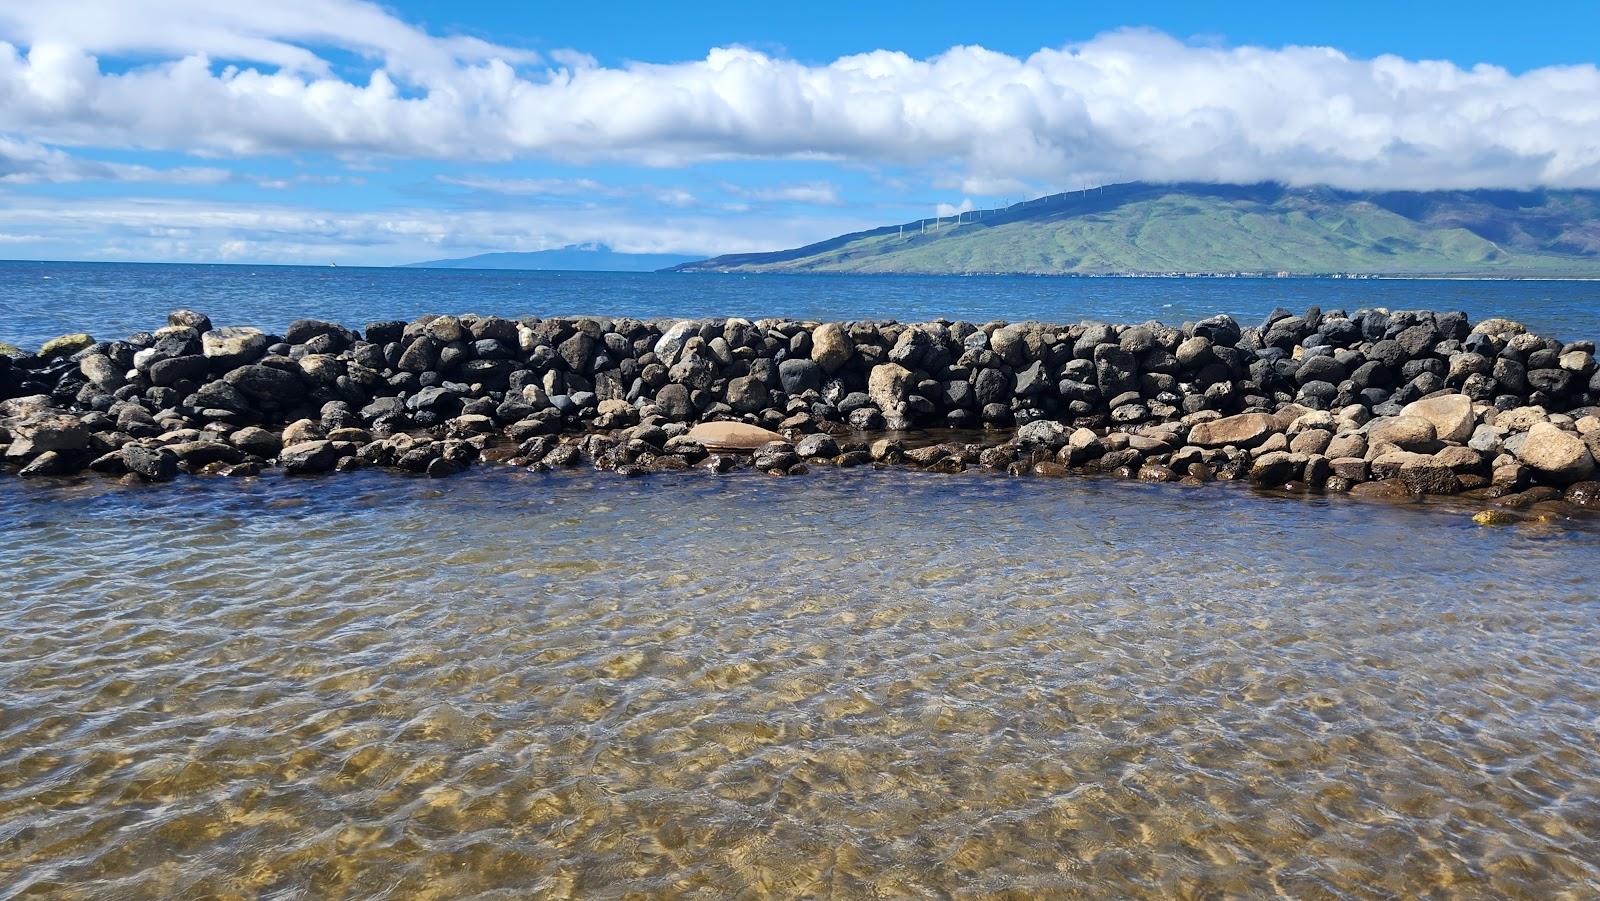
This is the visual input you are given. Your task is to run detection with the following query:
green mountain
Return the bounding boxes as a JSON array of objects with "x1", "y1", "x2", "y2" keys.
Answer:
[
  {"x1": 670, "y1": 183, "x2": 1600, "y2": 277},
  {"x1": 406, "y1": 244, "x2": 697, "y2": 272}
]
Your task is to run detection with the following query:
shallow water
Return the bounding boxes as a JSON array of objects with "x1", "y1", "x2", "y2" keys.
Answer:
[
  {"x1": 3, "y1": 261, "x2": 1599, "y2": 347},
  {"x1": 3, "y1": 467, "x2": 1599, "y2": 897}
]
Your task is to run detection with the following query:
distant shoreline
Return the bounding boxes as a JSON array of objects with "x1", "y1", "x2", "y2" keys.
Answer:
[{"x1": 4, "y1": 258, "x2": 1600, "y2": 280}]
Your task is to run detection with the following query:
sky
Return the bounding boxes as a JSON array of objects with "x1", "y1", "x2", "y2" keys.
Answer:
[{"x1": 0, "y1": 0, "x2": 1597, "y2": 266}]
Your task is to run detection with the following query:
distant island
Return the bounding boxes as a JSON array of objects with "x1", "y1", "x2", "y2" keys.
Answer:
[
  {"x1": 404, "y1": 244, "x2": 698, "y2": 272},
  {"x1": 669, "y1": 182, "x2": 1600, "y2": 278}
]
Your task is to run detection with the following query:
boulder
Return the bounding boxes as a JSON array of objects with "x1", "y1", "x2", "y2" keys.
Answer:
[
  {"x1": 794, "y1": 433, "x2": 839, "y2": 458},
  {"x1": 1469, "y1": 318, "x2": 1526, "y2": 339},
  {"x1": 810, "y1": 322, "x2": 855, "y2": 374},
  {"x1": 725, "y1": 376, "x2": 769, "y2": 414},
  {"x1": 202, "y1": 327, "x2": 269, "y2": 364},
  {"x1": 224, "y1": 364, "x2": 304, "y2": 404},
  {"x1": 654, "y1": 321, "x2": 699, "y2": 364},
  {"x1": 230, "y1": 426, "x2": 282, "y2": 458},
  {"x1": 12, "y1": 415, "x2": 89, "y2": 453},
  {"x1": 18, "y1": 451, "x2": 78, "y2": 477},
  {"x1": 1398, "y1": 458, "x2": 1461, "y2": 495},
  {"x1": 778, "y1": 358, "x2": 821, "y2": 395},
  {"x1": 38, "y1": 333, "x2": 94, "y2": 359},
  {"x1": 686, "y1": 421, "x2": 786, "y2": 451},
  {"x1": 1016, "y1": 419, "x2": 1070, "y2": 449},
  {"x1": 1187, "y1": 412, "x2": 1277, "y2": 449},
  {"x1": 1368, "y1": 415, "x2": 1438, "y2": 452},
  {"x1": 149, "y1": 354, "x2": 209, "y2": 387},
  {"x1": 867, "y1": 363, "x2": 913, "y2": 411},
  {"x1": 1399, "y1": 394, "x2": 1475, "y2": 444},
  {"x1": 78, "y1": 353, "x2": 124, "y2": 390},
  {"x1": 120, "y1": 445, "x2": 179, "y2": 482},
  {"x1": 280, "y1": 439, "x2": 342, "y2": 474},
  {"x1": 1248, "y1": 451, "x2": 1302, "y2": 486},
  {"x1": 1514, "y1": 422, "x2": 1596, "y2": 484}
]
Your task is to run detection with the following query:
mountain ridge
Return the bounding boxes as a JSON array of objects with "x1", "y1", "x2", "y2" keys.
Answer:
[{"x1": 668, "y1": 182, "x2": 1600, "y2": 277}]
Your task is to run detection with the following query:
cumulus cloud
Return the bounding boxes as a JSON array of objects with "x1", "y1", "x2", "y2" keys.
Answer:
[
  {"x1": 935, "y1": 198, "x2": 976, "y2": 218},
  {"x1": 1, "y1": 6, "x2": 1599, "y2": 190}
]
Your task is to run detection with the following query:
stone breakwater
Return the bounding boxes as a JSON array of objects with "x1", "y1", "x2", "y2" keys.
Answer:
[{"x1": 2, "y1": 308, "x2": 1599, "y2": 515}]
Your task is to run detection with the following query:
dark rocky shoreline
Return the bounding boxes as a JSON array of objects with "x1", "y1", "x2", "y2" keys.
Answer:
[{"x1": 3, "y1": 308, "x2": 1598, "y2": 518}]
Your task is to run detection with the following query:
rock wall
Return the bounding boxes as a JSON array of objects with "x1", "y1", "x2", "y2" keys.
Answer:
[{"x1": 2, "y1": 308, "x2": 1597, "y2": 510}]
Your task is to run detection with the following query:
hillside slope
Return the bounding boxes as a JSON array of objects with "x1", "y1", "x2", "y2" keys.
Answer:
[{"x1": 671, "y1": 183, "x2": 1600, "y2": 276}]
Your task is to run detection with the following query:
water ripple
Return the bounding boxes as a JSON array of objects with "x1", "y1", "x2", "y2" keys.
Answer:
[{"x1": 3, "y1": 468, "x2": 1599, "y2": 897}]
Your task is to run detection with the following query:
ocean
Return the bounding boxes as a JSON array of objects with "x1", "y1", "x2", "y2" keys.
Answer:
[
  {"x1": 3, "y1": 261, "x2": 1599, "y2": 896},
  {"x1": 3, "y1": 260, "x2": 1599, "y2": 347}
]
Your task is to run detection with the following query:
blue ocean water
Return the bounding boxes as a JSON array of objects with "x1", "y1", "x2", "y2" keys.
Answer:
[{"x1": 2, "y1": 260, "x2": 1597, "y2": 348}]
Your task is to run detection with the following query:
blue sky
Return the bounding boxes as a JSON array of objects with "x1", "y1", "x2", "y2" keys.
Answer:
[{"x1": 0, "y1": 0, "x2": 1596, "y2": 265}]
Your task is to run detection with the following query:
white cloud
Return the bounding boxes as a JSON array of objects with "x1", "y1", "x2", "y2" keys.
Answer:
[
  {"x1": 0, "y1": 9, "x2": 1598, "y2": 190},
  {"x1": 0, "y1": 135, "x2": 229, "y2": 184},
  {"x1": 0, "y1": 1, "x2": 536, "y2": 80},
  {"x1": 935, "y1": 198, "x2": 976, "y2": 218},
  {"x1": 439, "y1": 175, "x2": 699, "y2": 208},
  {"x1": 724, "y1": 181, "x2": 842, "y2": 205},
  {"x1": 0, "y1": 192, "x2": 881, "y2": 263}
]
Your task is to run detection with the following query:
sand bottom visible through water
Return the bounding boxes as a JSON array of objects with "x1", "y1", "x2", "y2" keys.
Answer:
[{"x1": 2, "y1": 466, "x2": 1598, "y2": 897}]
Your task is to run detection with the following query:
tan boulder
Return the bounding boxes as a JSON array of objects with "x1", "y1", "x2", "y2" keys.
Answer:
[
  {"x1": 867, "y1": 363, "x2": 913, "y2": 410},
  {"x1": 1368, "y1": 415, "x2": 1437, "y2": 452},
  {"x1": 1187, "y1": 412, "x2": 1277, "y2": 449},
  {"x1": 1400, "y1": 394, "x2": 1475, "y2": 444},
  {"x1": 810, "y1": 322, "x2": 855, "y2": 374},
  {"x1": 1515, "y1": 422, "x2": 1596, "y2": 484}
]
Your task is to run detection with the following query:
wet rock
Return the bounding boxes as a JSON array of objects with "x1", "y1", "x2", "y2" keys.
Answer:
[
  {"x1": 1349, "y1": 478, "x2": 1413, "y2": 499},
  {"x1": 1330, "y1": 457, "x2": 1369, "y2": 481},
  {"x1": 1563, "y1": 481, "x2": 1600, "y2": 508},
  {"x1": 752, "y1": 441, "x2": 800, "y2": 471},
  {"x1": 280, "y1": 439, "x2": 342, "y2": 474},
  {"x1": 795, "y1": 433, "x2": 839, "y2": 458},
  {"x1": 1398, "y1": 458, "x2": 1461, "y2": 495},
  {"x1": 19, "y1": 450, "x2": 79, "y2": 477},
  {"x1": 167, "y1": 440, "x2": 246, "y2": 468},
  {"x1": 1248, "y1": 451, "x2": 1302, "y2": 486},
  {"x1": 120, "y1": 445, "x2": 179, "y2": 482}
]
